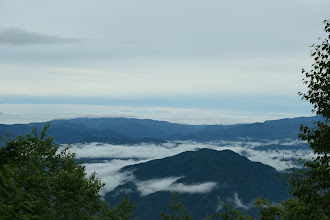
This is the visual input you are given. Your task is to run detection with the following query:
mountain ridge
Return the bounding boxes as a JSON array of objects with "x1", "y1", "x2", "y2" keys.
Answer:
[
  {"x1": 105, "y1": 148, "x2": 290, "y2": 219},
  {"x1": 0, "y1": 116, "x2": 321, "y2": 144}
]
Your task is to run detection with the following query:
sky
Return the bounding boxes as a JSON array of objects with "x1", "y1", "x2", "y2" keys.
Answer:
[{"x1": 1, "y1": 0, "x2": 329, "y2": 124}]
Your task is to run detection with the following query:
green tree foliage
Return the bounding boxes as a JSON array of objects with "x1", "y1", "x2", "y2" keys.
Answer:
[
  {"x1": 233, "y1": 197, "x2": 310, "y2": 220},
  {"x1": 203, "y1": 203, "x2": 253, "y2": 220},
  {"x1": 299, "y1": 20, "x2": 330, "y2": 118},
  {"x1": 288, "y1": 19, "x2": 330, "y2": 219},
  {"x1": 195, "y1": 19, "x2": 330, "y2": 220},
  {"x1": 97, "y1": 196, "x2": 134, "y2": 220},
  {"x1": 225, "y1": 19, "x2": 330, "y2": 220},
  {"x1": 0, "y1": 124, "x2": 133, "y2": 219},
  {"x1": 254, "y1": 196, "x2": 283, "y2": 220},
  {"x1": 160, "y1": 194, "x2": 192, "y2": 220}
]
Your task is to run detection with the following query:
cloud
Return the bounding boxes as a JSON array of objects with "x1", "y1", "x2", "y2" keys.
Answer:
[
  {"x1": 135, "y1": 177, "x2": 217, "y2": 196},
  {"x1": 66, "y1": 140, "x2": 313, "y2": 172},
  {"x1": 216, "y1": 192, "x2": 254, "y2": 211},
  {"x1": 232, "y1": 192, "x2": 253, "y2": 210},
  {"x1": 0, "y1": 1, "x2": 328, "y2": 116},
  {"x1": 83, "y1": 160, "x2": 217, "y2": 196},
  {"x1": 0, "y1": 28, "x2": 79, "y2": 45},
  {"x1": 83, "y1": 159, "x2": 142, "y2": 195},
  {"x1": 207, "y1": 142, "x2": 313, "y2": 171},
  {"x1": 61, "y1": 139, "x2": 315, "y2": 196}
]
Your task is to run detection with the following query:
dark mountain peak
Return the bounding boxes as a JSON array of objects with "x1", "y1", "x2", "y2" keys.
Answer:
[
  {"x1": 178, "y1": 148, "x2": 244, "y2": 162},
  {"x1": 197, "y1": 148, "x2": 237, "y2": 155},
  {"x1": 122, "y1": 148, "x2": 274, "y2": 182},
  {"x1": 107, "y1": 148, "x2": 289, "y2": 220}
]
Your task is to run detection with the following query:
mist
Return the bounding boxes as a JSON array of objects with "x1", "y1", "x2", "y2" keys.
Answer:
[{"x1": 60, "y1": 139, "x2": 313, "y2": 195}]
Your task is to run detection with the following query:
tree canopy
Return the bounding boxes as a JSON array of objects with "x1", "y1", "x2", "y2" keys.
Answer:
[
  {"x1": 0, "y1": 124, "x2": 133, "y2": 219},
  {"x1": 289, "y1": 19, "x2": 330, "y2": 219},
  {"x1": 220, "y1": 19, "x2": 330, "y2": 220}
]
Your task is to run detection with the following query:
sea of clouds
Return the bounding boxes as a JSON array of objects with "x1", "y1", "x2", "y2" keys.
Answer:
[{"x1": 58, "y1": 139, "x2": 314, "y2": 197}]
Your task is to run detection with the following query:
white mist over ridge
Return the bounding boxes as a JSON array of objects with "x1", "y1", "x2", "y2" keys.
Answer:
[
  {"x1": 60, "y1": 140, "x2": 314, "y2": 195},
  {"x1": 135, "y1": 177, "x2": 217, "y2": 196}
]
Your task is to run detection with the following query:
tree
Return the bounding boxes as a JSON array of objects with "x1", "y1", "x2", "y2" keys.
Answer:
[
  {"x1": 202, "y1": 19, "x2": 330, "y2": 220},
  {"x1": 287, "y1": 19, "x2": 330, "y2": 218},
  {"x1": 207, "y1": 203, "x2": 253, "y2": 220},
  {"x1": 97, "y1": 196, "x2": 134, "y2": 220},
  {"x1": 0, "y1": 124, "x2": 133, "y2": 219},
  {"x1": 160, "y1": 194, "x2": 192, "y2": 220},
  {"x1": 253, "y1": 196, "x2": 283, "y2": 220}
]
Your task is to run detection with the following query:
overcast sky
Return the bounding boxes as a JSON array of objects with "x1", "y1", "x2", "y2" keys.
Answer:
[{"x1": 0, "y1": 0, "x2": 329, "y2": 124}]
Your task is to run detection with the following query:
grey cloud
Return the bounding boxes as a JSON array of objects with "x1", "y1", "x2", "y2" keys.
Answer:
[
  {"x1": 0, "y1": 28, "x2": 79, "y2": 45},
  {"x1": 0, "y1": 1, "x2": 328, "y2": 63}
]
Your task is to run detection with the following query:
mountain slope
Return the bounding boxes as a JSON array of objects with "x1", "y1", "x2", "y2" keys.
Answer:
[
  {"x1": 104, "y1": 149, "x2": 290, "y2": 219},
  {"x1": 51, "y1": 118, "x2": 205, "y2": 138},
  {"x1": 0, "y1": 116, "x2": 321, "y2": 144},
  {"x1": 166, "y1": 116, "x2": 322, "y2": 141}
]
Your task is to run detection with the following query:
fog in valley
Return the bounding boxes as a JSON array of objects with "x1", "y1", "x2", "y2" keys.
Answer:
[{"x1": 61, "y1": 139, "x2": 312, "y2": 196}]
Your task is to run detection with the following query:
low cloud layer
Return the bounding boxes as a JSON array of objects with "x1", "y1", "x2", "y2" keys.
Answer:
[
  {"x1": 84, "y1": 162, "x2": 217, "y2": 196},
  {"x1": 63, "y1": 139, "x2": 314, "y2": 195},
  {"x1": 0, "y1": 28, "x2": 79, "y2": 45},
  {"x1": 83, "y1": 160, "x2": 139, "y2": 195},
  {"x1": 68, "y1": 139, "x2": 312, "y2": 171}
]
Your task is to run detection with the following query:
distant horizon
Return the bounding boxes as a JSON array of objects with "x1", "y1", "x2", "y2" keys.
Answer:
[
  {"x1": 1, "y1": 1, "x2": 328, "y2": 127},
  {"x1": 0, "y1": 103, "x2": 315, "y2": 125}
]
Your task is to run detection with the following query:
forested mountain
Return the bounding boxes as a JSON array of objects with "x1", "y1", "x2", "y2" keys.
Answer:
[
  {"x1": 165, "y1": 116, "x2": 321, "y2": 141},
  {"x1": 0, "y1": 116, "x2": 320, "y2": 144},
  {"x1": 0, "y1": 116, "x2": 323, "y2": 219},
  {"x1": 104, "y1": 149, "x2": 290, "y2": 219}
]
